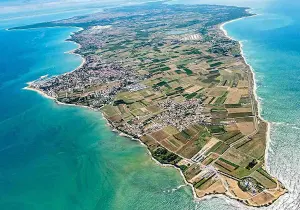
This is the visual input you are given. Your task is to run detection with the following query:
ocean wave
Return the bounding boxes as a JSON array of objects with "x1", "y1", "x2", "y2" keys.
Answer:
[
  {"x1": 271, "y1": 121, "x2": 300, "y2": 130},
  {"x1": 163, "y1": 184, "x2": 187, "y2": 193}
]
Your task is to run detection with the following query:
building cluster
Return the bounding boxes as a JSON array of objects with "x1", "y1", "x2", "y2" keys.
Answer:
[
  {"x1": 71, "y1": 30, "x2": 106, "y2": 51},
  {"x1": 124, "y1": 83, "x2": 147, "y2": 92},
  {"x1": 206, "y1": 29, "x2": 239, "y2": 56},
  {"x1": 30, "y1": 55, "x2": 142, "y2": 107},
  {"x1": 113, "y1": 98, "x2": 210, "y2": 137},
  {"x1": 153, "y1": 99, "x2": 209, "y2": 131}
]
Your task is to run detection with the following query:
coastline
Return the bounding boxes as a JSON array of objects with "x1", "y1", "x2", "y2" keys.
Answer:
[
  {"x1": 25, "y1": 79, "x2": 264, "y2": 208},
  {"x1": 64, "y1": 27, "x2": 86, "y2": 74},
  {"x1": 7, "y1": 25, "x2": 84, "y2": 31},
  {"x1": 23, "y1": 26, "x2": 85, "y2": 105},
  {"x1": 24, "y1": 80, "x2": 202, "y2": 203},
  {"x1": 23, "y1": 10, "x2": 286, "y2": 208},
  {"x1": 219, "y1": 12, "x2": 287, "y2": 205},
  {"x1": 220, "y1": 13, "x2": 272, "y2": 173}
]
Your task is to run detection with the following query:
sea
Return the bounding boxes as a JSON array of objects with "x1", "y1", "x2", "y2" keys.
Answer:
[{"x1": 0, "y1": 0, "x2": 300, "y2": 209}]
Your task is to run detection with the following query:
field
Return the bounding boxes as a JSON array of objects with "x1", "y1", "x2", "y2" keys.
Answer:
[{"x1": 25, "y1": 2, "x2": 286, "y2": 206}]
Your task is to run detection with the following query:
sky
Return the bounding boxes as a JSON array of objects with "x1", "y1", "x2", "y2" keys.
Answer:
[
  {"x1": 0, "y1": 0, "x2": 275, "y2": 29},
  {"x1": 170, "y1": 0, "x2": 273, "y2": 8},
  {"x1": 0, "y1": 0, "x2": 270, "y2": 12},
  {"x1": 0, "y1": 0, "x2": 274, "y2": 16},
  {"x1": 0, "y1": 0, "x2": 156, "y2": 28},
  {"x1": 0, "y1": 0, "x2": 152, "y2": 15}
]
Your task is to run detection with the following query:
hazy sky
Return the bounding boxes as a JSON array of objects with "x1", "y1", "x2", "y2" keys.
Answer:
[
  {"x1": 0, "y1": 0, "x2": 275, "y2": 14},
  {"x1": 0, "y1": 0, "x2": 273, "y2": 21},
  {"x1": 0, "y1": 0, "x2": 272, "y2": 10},
  {"x1": 171, "y1": 0, "x2": 273, "y2": 8},
  {"x1": 0, "y1": 0, "x2": 151, "y2": 14}
]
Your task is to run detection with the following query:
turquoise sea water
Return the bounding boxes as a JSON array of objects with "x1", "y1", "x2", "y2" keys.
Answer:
[
  {"x1": 2, "y1": 0, "x2": 300, "y2": 209},
  {"x1": 222, "y1": 1, "x2": 300, "y2": 209},
  {"x1": 0, "y1": 2, "x2": 199, "y2": 210}
]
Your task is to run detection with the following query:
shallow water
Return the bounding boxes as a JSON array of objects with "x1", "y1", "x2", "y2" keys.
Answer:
[
  {"x1": 0, "y1": 2, "x2": 199, "y2": 210},
  {"x1": 1, "y1": 0, "x2": 300, "y2": 209}
]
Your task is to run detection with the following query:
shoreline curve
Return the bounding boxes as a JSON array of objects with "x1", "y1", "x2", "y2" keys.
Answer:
[{"x1": 23, "y1": 9, "x2": 287, "y2": 208}]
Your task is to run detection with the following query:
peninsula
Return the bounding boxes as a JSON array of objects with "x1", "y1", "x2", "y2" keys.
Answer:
[{"x1": 14, "y1": 2, "x2": 286, "y2": 207}]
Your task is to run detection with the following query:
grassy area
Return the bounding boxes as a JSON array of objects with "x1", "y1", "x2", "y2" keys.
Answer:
[
  {"x1": 185, "y1": 92, "x2": 198, "y2": 100},
  {"x1": 194, "y1": 175, "x2": 213, "y2": 189},
  {"x1": 219, "y1": 158, "x2": 239, "y2": 168},
  {"x1": 195, "y1": 130, "x2": 211, "y2": 149},
  {"x1": 228, "y1": 112, "x2": 253, "y2": 118},
  {"x1": 178, "y1": 165, "x2": 188, "y2": 172},
  {"x1": 208, "y1": 125, "x2": 225, "y2": 134},
  {"x1": 257, "y1": 168, "x2": 276, "y2": 183},
  {"x1": 101, "y1": 105, "x2": 120, "y2": 117},
  {"x1": 251, "y1": 168, "x2": 277, "y2": 189},
  {"x1": 176, "y1": 19, "x2": 201, "y2": 28},
  {"x1": 209, "y1": 62, "x2": 223, "y2": 67},
  {"x1": 214, "y1": 143, "x2": 229, "y2": 155},
  {"x1": 175, "y1": 69, "x2": 183, "y2": 74},
  {"x1": 183, "y1": 68, "x2": 193, "y2": 75},
  {"x1": 152, "y1": 147, "x2": 182, "y2": 164},
  {"x1": 184, "y1": 48, "x2": 202, "y2": 55},
  {"x1": 206, "y1": 141, "x2": 222, "y2": 155},
  {"x1": 214, "y1": 91, "x2": 228, "y2": 105},
  {"x1": 218, "y1": 131, "x2": 240, "y2": 141},
  {"x1": 177, "y1": 64, "x2": 193, "y2": 75},
  {"x1": 152, "y1": 81, "x2": 171, "y2": 89}
]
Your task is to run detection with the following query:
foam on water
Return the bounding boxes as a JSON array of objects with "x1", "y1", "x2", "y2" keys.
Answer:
[
  {"x1": 222, "y1": 1, "x2": 300, "y2": 208},
  {"x1": 2, "y1": 0, "x2": 300, "y2": 209}
]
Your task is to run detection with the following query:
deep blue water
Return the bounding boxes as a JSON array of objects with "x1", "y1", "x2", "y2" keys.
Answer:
[
  {"x1": 1, "y1": 0, "x2": 300, "y2": 209},
  {"x1": 0, "y1": 2, "x2": 199, "y2": 210}
]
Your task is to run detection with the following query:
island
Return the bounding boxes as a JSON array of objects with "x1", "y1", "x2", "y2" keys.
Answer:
[{"x1": 14, "y1": 1, "x2": 287, "y2": 207}]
